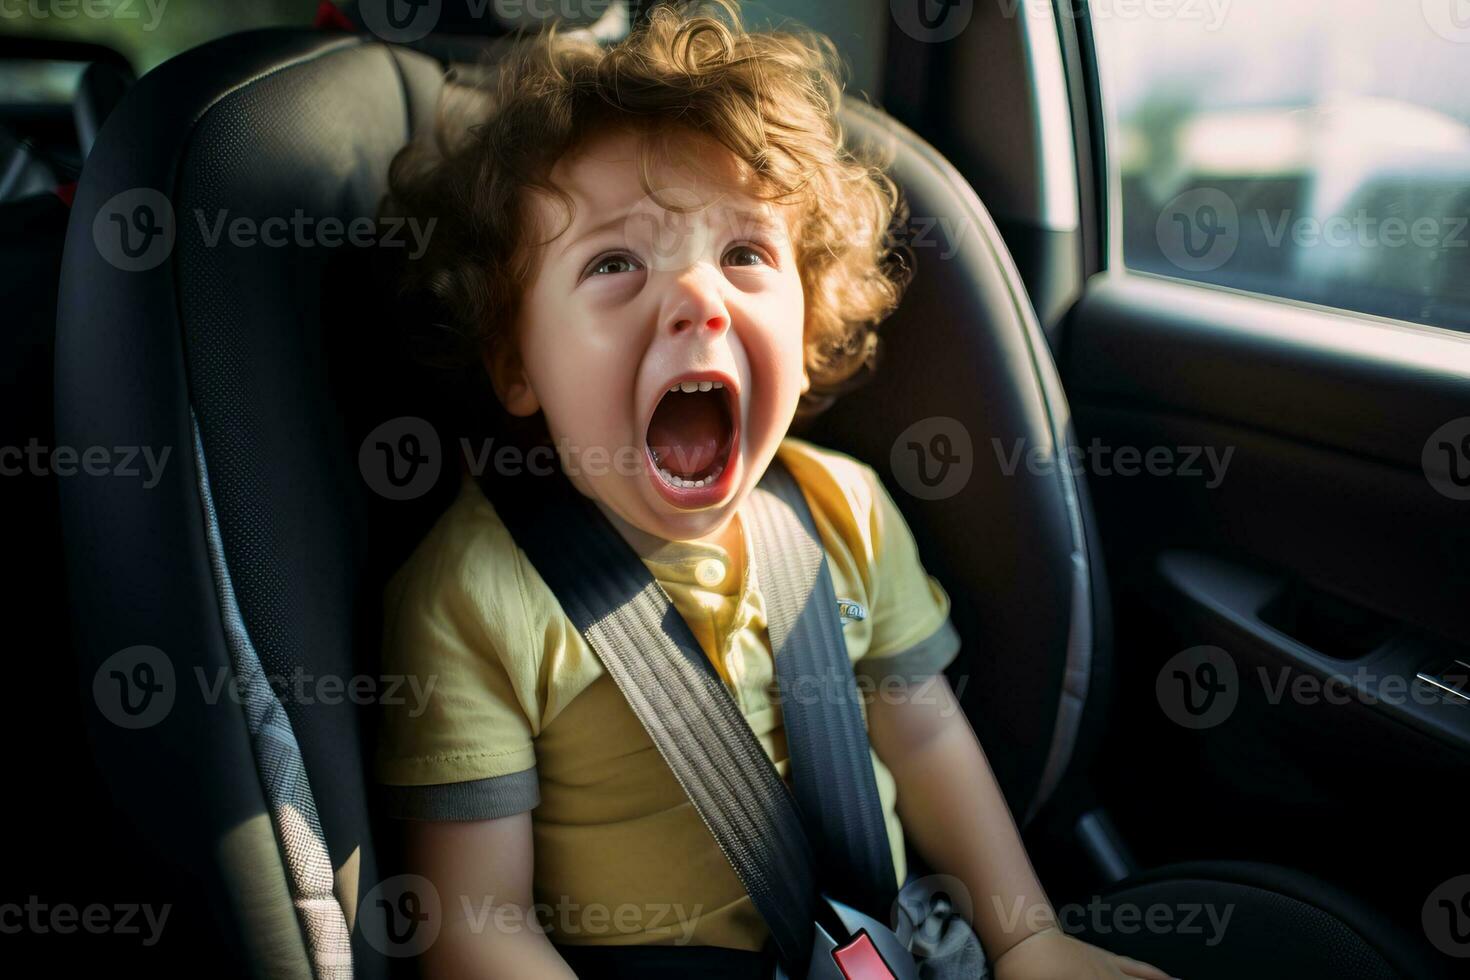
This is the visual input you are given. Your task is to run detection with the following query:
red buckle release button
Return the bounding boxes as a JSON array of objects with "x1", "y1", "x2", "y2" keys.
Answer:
[{"x1": 831, "y1": 930, "x2": 898, "y2": 980}]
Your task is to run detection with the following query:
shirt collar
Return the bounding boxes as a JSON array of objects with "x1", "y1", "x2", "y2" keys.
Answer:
[{"x1": 594, "y1": 499, "x2": 743, "y2": 589}]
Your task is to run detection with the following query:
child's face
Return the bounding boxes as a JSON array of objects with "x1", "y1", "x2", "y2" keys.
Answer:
[{"x1": 494, "y1": 127, "x2": 808, "y2": 542}]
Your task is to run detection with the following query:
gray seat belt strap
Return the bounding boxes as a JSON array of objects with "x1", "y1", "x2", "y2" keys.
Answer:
[
  {"x1": 484, "y1": 464, "x2": 819, "y2": 971},
  {"x1": 747, "y1": 464, "x2": 900, "y2": 920}
]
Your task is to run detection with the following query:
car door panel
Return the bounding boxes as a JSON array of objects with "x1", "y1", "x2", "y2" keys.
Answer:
[{"x1": 1061, "y1": 270, "x2": 1470, "y2": 936}]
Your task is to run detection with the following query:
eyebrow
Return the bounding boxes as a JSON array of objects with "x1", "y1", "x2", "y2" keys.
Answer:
[
  {"x1": 718, "y1": 207, "x2": 789, "y2": 241},
  {"x1": 554, "y1": 201, "x2": 790, "y2": 261},
  {"x1": 556, "y1": 210, "x2": 632, "y2": 259}
]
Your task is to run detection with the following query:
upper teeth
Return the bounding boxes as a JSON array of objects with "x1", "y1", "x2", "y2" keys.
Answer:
[{"x1": 669, "y1": 380, "x2": 724, "y2": 393}]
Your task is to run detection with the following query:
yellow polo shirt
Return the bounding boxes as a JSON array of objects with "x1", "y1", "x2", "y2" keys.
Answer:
[{"x1": 376, "y1": 437, "x2": 960, "y2": 951}]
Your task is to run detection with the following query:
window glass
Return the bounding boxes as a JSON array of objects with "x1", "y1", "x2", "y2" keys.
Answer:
[
  {"x1": 0, "y1": 59, "x2": 85, "y2": 105},
  {"x1": 1091, "y1": 0, "x2": 1470, "y2": 331}
]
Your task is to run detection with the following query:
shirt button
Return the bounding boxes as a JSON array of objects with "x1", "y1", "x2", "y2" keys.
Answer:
[{"x1": 695, "y1": 557, "x2": 727, "y2": 588}]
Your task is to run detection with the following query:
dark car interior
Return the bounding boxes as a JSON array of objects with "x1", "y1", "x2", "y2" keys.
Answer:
[{"x1": 2, "y1": 1, "x2": 1466, "y2": 977}]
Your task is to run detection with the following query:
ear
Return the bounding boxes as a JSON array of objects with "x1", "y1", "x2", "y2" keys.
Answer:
[
  {"x1": 800, "y1": 366, "x2": 812, "y2": 396},
  {"x1": 484, "y1": 343, "x2": 540, "y2": 418}
]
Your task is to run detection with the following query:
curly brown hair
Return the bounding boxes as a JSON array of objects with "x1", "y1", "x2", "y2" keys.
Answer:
[{"x1": 381, "y1": 0, "x2": 910, "y2": 419}]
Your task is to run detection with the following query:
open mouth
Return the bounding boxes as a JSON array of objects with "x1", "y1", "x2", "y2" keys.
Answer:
[{"x1": 645, "y1": 378, "x2": 737, "y2": 491}]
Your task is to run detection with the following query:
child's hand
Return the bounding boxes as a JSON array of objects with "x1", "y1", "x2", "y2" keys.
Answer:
[{"x1": 991, "y1": 926, "x2": 1177, "y2": 980}]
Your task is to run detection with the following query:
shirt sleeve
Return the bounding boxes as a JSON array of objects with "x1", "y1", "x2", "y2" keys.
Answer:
[
  {"x1": 854, "y1": 466, "x2": 962, "y2": 684},
  {"x1": 375, "y1": 520, "x2": 542, "y2": 822}
]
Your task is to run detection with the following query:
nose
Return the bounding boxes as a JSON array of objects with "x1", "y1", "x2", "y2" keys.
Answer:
[{"x1": 661, "y1": 266, "x2": 730, "y2": 338}]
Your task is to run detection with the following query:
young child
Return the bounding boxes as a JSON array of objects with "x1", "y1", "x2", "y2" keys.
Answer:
[{"x1": 376, "y1": 4, "x2": 1171, "y2": 978}]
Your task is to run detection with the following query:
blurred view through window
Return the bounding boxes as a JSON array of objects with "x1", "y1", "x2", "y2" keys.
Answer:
[{"x1": 1092, "y1": 0, "x2": 1470, "y2": 332}]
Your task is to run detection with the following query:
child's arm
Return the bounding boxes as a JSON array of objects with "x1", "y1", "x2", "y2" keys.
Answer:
[
  {"x1": 867, "y1": 672, "x2": 1174, "y2": 980},
  {"x1": 405, "y1": 813, "x2": 578, "y2": 979}
]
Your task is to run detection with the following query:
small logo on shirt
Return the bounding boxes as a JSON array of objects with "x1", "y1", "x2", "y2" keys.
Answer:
[{"x1": 837, "y1": 599, "x2": 867, "y2": 624}]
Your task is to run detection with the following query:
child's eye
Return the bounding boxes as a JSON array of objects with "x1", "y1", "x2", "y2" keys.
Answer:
[
  {"x1": 723, "y1": 244, "x2": 770, "y2": 268},
  {"x1": 584, "y1": 252, "x2": 643, "y2": 279}
]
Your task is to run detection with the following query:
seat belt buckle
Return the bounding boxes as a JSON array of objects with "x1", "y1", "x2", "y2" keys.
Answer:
[
  {"x1": 773, "y1": 896, "x2": 920, "y2": 980},
  {"x1": 831, "y1": 930, "x2": 899, "y2": 980}
]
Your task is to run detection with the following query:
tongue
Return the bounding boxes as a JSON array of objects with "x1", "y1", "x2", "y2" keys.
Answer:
[{"x1": 648, "y1": 392, "x2": 727, "y2": 479}]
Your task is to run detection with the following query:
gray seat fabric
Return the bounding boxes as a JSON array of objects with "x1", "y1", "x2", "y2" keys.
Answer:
[
  {"x1": 57, "y1": 30, "x2": 445, "y2": 979},
  {"x1": 802, "y1": 99, "x2": 1095, "y2": 820}
]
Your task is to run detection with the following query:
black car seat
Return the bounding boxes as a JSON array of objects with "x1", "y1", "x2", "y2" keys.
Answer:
[{"x1": 53, "y1": 26, "x2": 1452, "y2": 980}]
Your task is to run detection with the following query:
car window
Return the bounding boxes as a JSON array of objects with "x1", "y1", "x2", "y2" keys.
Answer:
[
  {"x1": 1091, "y1": 0, "x2": 1470, "y2": 332},
  {"x1": 0, "y1": 58, "x2": 85, "y2": 104}
]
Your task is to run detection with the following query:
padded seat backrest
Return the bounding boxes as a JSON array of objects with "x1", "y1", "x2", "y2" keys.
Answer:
[
  {"x1": 804, "y1": 102, "x2": 1094, "y2": 822},
  {"x1": 57, "y1": 31, "x2": 445, "y2": 979}
]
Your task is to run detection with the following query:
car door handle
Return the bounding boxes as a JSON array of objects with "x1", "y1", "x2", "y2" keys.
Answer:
[{"x1": 1155, "y1": 549, "x2": 1470, "y2": 754}]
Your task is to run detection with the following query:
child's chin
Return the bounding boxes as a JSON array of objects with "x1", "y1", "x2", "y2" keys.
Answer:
[
  {"x1": 638, "y1": 487, "x2": 742, "y2": 540},
  {"x1": 648, "y1": 499, "x2": 732, "y2": 536}
]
